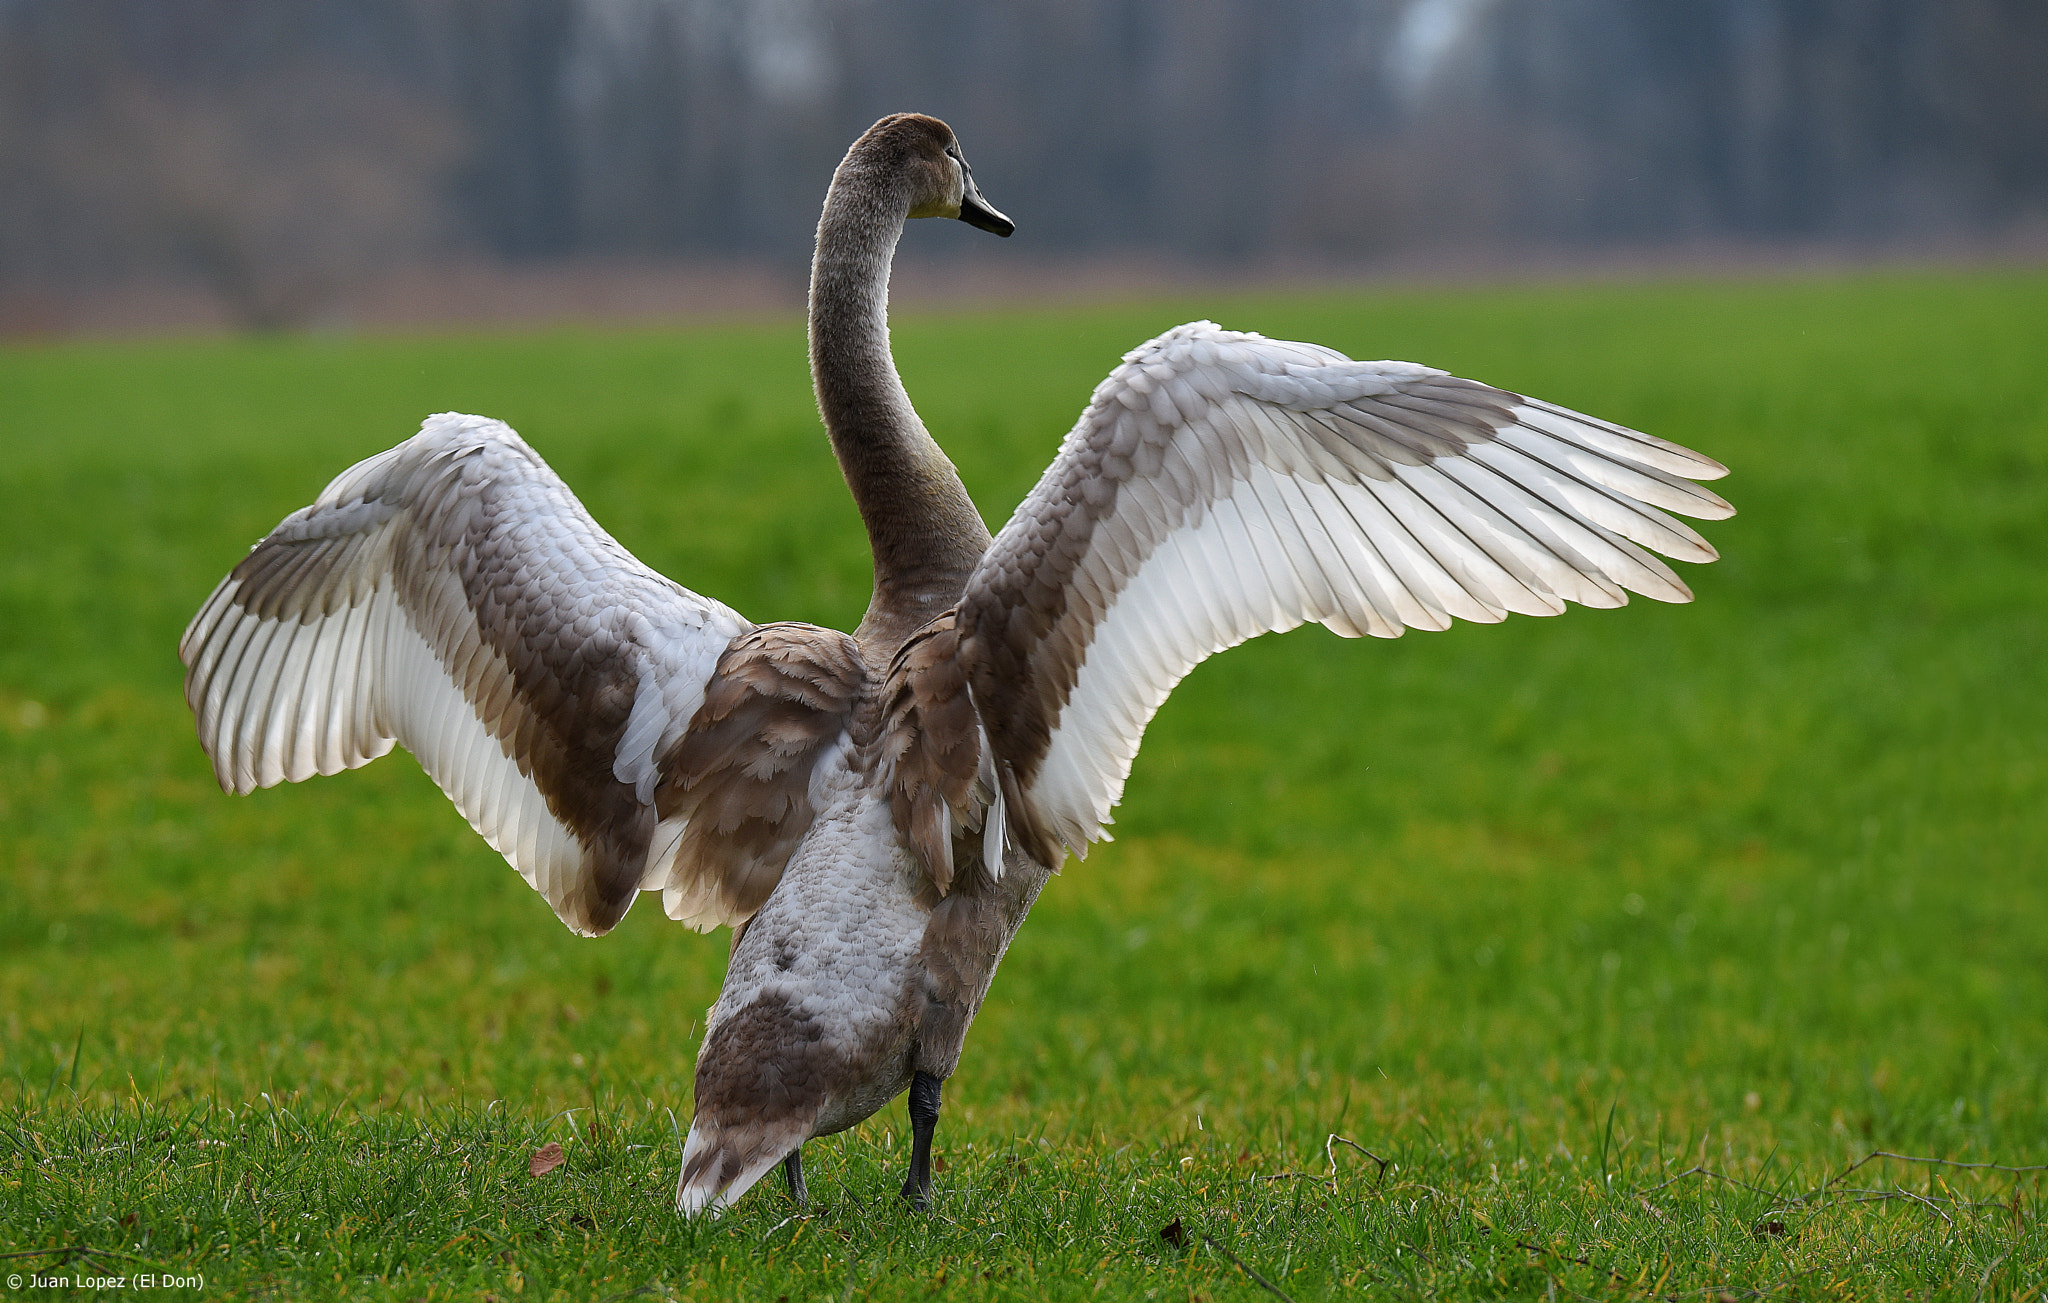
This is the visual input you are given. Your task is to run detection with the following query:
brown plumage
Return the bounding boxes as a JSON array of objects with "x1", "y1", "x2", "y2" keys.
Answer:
[
  {"x1": 657, "y1": 624, "x2": 870, "y2": 928},
  {"x1": 179, "y1": 111, "x2": 1729, "y2": 1218},
  {"x1": 881, "y1": 615, "x2": 991, "y2": 897}
]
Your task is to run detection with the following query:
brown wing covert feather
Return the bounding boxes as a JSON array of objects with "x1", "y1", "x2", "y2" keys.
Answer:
[
  {"x1": 878, "y1": 613, "x2": 994, "y2": 896},
  {"x1": 655, "y1": 623, "x2": 869, "y2": 928}
]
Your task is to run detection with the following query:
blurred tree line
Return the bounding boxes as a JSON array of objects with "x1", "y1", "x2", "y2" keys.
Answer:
[{"x1": 2, "y1": 0, "x2": 2042, "y2": 328}]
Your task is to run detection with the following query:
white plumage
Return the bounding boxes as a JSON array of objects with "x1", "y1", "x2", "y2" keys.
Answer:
[
  {"x1": 181, "y1": 413, "x2": 748, "y2": 936},
  {"x1": 179, "y1": 114, "x2": 1730, "y2": 1218},
  {"x1": 969, "y1": 321, "x2": 1730, "y2": 858}
]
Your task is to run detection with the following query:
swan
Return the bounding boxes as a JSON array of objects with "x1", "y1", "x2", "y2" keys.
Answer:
[{"x1": 178, "y1": 113, "x2": 1732, "y2": 1216}]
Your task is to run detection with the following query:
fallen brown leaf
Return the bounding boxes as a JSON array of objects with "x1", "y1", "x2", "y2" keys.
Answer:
[{"x1": 529, "y1": 1141, "x2": 566, "y2": 1177}]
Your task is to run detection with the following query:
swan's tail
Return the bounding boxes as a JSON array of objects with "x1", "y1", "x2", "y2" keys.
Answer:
[{"x1": 675, "y1": 1113, "x2": 811, "y2": 1216}]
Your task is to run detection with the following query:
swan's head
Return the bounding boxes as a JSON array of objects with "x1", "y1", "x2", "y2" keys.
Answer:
[{"x1": 853, "y1": 113, "x2": 1014, "y2": 237}]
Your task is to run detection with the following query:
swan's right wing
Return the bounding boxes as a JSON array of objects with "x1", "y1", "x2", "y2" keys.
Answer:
[
  {"x1": 180, "y1": 414, "x2": 856, "y2": 937},
  {"x1": 959, "y1": 321, "x2": 1733, "y2": 866}
]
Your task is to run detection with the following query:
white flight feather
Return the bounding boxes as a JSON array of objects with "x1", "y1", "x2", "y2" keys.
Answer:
[
  {"x1": 180, "y1": 413, "x2": 753, "y2": 937},
  {"x1": 974, "y1": 322, "x2": 1732, "y2": 861}
]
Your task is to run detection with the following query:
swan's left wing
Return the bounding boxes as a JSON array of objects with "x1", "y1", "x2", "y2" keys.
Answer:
[
  {"x1": 178, "y1": 413, "x2": 856, "y2": 937},
  {"x1": 958, "y1": 321, "x2": 1733, "y2": 866}
]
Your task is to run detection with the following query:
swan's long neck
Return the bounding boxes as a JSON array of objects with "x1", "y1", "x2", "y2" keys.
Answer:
[{"x1": 810, "y1": 162, "x2": 992, "y2": 652}]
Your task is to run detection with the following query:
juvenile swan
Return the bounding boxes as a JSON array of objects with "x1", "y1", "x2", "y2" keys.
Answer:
[{"x1": 180, "y1": 114, "x2": 1732, "y2": 1215}]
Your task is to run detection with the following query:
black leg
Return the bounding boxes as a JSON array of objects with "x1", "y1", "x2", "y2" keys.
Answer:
[
  {"x1": 899, "y1": 1070, "x2": 942, "y2": 1210},
  {"x1": 782, "y1": 1147, "x2": 808, "y2": 1205}
]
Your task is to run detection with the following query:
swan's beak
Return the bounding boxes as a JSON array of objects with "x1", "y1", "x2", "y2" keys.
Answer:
[{"x1": 958, "y1": 179, "x2": 1013, "y2": 237}]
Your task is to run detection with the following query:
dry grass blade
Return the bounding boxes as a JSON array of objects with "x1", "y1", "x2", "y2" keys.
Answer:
[
  {"x1": 1838, "y1": 1190, "x2": 1955, "y2": 1228},
  {"x1": 1635, "y1": 1165, "x2": 1785, "y2": 1200},
  {"x1": 1327, "y1": 1133, "x2": 1391, "y2": 1189},
  {"x1": 1639, "y1": 1148, "x2": 2044, "y2": 1236},
  {"x1": 0, "y1": 1246, "x2": 147, "y2": 1264},
  {"x1": 1971, "y1": 1253, "x2": 2011, "y2": 1303},
  {"x1": 1829, "y1": 1151, "x2": 2048, "y2": 1182},
  {"x1": 1200, "y1": 1233, "x2": 1298, "y2": 1303},
  {"x1": 1256, "y1": 1133, "x2": 1393, "y2": 1190},
  {"x1": 759, "y1": 1213, "x2": 810, "y2": 1244},
  {"x1": 1515, "y1": 1237, "x2": 1631, "y2": 1286}
]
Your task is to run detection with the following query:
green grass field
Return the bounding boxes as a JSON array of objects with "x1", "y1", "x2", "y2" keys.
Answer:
[{"x1": 3, "y1": 269, "x2": 2046, "y2": 1300}]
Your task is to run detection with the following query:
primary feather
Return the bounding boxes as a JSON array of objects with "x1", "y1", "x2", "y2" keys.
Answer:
[{"x1": 959, "y1": 322, "x2": 1730, "y2": 861}]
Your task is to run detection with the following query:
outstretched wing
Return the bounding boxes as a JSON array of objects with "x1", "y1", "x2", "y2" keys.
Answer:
[
  {"x1": 180, "y1": 413, "x2": 848, "y2": 937},
  {"x1": 960, "y1": 321, "x2": 1733, "y2": 865}
]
